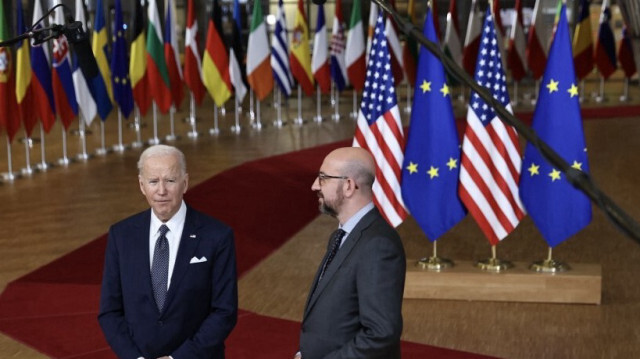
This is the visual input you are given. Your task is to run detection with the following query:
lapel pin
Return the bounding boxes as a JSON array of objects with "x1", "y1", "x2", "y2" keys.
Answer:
[{"x1": 189, "y1": 234, "x2": 197, "y2": 239}]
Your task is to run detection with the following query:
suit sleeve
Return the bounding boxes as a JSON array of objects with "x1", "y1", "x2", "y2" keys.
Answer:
[
  {"x1": 172, "y1": 226, "x2": 238, "y2": 358},
  {"x1": 327, "y1": 233, "x2": 406, "y2": 358},
  {"x1": 98, "y1": 226, "x2": 143, "y2": 359}
]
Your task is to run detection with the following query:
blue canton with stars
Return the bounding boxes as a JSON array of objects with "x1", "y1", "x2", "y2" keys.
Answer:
[
  {"x1": 519, "y1": 5, "x2": 592, "y2": 247},
  {"x1": 470, "y1": 9, "x2": 511, "y2": 125},
  {"x1": 360, "y1": 12, "x2": 397, "y2": 125}
]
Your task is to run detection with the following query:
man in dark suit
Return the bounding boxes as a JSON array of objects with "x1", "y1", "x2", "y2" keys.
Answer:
[
  {"x1": 99, "y1": 145, "x2": 237, "y2": 359},
  {"x1": 297, "y1": 147, "x2": 406, "y2": 359}
]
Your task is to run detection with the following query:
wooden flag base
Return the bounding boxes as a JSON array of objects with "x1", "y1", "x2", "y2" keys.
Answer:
[{"x1": 404, "y1": 260, "x2": 601, "y2": 304}]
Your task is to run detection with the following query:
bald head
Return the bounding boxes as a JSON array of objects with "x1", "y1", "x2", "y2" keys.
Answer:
[{"x1": 325, "y1": 147, "x2": 376, "y2": 195}]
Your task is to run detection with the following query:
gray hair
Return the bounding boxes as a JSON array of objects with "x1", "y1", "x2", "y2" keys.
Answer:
[{"x1": 137, "y1": 145, "x2": 187, "y2": 175}]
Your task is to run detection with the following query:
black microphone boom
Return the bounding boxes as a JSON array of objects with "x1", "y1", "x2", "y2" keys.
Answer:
[
  {"x1": 63, "y1": 19, "x2": 100, "y2": 80},
  {"x1": 371, "y1": 0, "x2": 640, "y2": 243}
]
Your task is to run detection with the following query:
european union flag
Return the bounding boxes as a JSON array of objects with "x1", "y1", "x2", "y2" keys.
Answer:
[
  {"x1": 400, "y1": 8, "x2": 466, "y2": 241},
  {"x1": 111, "y1": 0, "x2": 133, "y2": 118},
  {"x1": 519, "y1": 4, "x2": 592, "y2": 248}
]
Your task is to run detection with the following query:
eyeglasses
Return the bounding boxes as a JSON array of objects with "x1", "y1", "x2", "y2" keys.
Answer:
[{"x1": 317, "y1": 173, "x2": 348, "y2": 185}]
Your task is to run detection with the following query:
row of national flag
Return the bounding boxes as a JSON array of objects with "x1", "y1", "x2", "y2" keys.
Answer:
[
  {"x1": 439, "y1": 0, "x2": 637, "y2": 87},
  {"x1": 358, "y1": 4, "x2": 592, "y2": 250},
  {"x1": 2, "y1": 0, "x2": 636, "y2": 145}
]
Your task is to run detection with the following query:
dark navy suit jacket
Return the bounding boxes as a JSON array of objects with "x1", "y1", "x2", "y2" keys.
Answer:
[{"x1": 98, "y1": 206, "x2": 238, "y2": 359}]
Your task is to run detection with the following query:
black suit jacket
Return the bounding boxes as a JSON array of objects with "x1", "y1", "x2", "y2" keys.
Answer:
[
  {"x1": 300, "y1": 207, "x2": 406, "y2": 359},
  {"x1": 98, "y1": 205, "x2": 238, "y2": 359}
]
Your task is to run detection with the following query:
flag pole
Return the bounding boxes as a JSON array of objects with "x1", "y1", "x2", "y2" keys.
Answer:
[
  {"x1": 36, "y1": 124, "x2": 52, "y2": 171},
  {"x1": 579, "y1": 80, "x2": 587, "y2": 103},
  {"x1": 330, "y1": 82, "x2": 336, "y2": 107},
  {"x1": 476, "y1": 245, "x2": 513, "y2": 272},
  {"x1": 249, "y1": 89, "x2": 256, "y2": 122},
  {"x1": 149, "y1": 102, "x2": 160, "y2": 145},
  {"x1": 58, "y1": 126, "x2": 71, "y2": 165},
  {"x1": 166, "y1": 105, "x2": 177, "y2": 141},
  {"x1": 187, "y1": 92, "x2": 199, "y2": 138},
  {"x1": 595, "y1": 76, "x2": 607, "y2": 103},
  {"x1": 511, "y1": 81, "x2": 519, "y2": 107},
  {"x1": 350, "y1": 90, "x2": 358, "y2": 119},
  {"x1": 3, "y1": 137, "x2": 18, "y2": 182},
  {"x1": 417, "y1": 240, "x2": 454, "y2": 271},
  {"x1": 620, "y1": 77, "x2": 631, "y2": 102},
  {"x1": 209, "y1": 103, "x2": 220, "y2": 135},
  {"x1": 332, "y1": 87, "x2": 340, "y2": 121},
  {"x1": 530, "y1": 246, "x2": 570, "y2": 273},
  {"x1": 231, "y1": 96, "x2": 241, "y2": 133},
  {"x1": 403, "y1": 82, "x2": 412, "y2": 114},
  {"x1": 96, "y1": 120, "x2": 108, "y2": 155},
  {"x1": 274, "y1": 87, "x2": 284, "y2": 127},
  {"x1": 255, "y1": 99, "x2": 263, "y2": 130},
  {"x1": 530, "y1": 80, "x2": 539, "y2": 106},
  {"x1": 314, "y1": 85, "x2": 323, "y2": 123},
  {"x1": 113, "y1": 110, "x2": 126, "y2": 152},
  {"x1": 21, "y1": 133, "x2": 34, "y2": 176},
  {"x1": 294, "y1": 85, "x2": 304, "y2": 125},
  {"x1": 76, "y1": 114, "x2": 90, "y2": 161},
  {"x1": 132, "y1": 105, "x2": 143, "y2": 148}
]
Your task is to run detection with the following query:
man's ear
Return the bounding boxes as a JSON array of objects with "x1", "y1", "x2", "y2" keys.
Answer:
[{"x1": 344, "y1": 178, "x2": 358, "y2": 197}]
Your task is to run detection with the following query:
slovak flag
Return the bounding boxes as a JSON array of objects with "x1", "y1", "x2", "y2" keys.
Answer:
[{"x1": 51, "y1": 0, "x2": 78, "y2": 130}]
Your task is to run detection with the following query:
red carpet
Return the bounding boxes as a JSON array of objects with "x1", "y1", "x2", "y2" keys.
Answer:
[{"x1": 0, "y1": 141, "x2": 496, "y2": 358}]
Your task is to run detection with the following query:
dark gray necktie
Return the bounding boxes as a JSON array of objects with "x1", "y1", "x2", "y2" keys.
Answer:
[
  {"x1": 151, "y1": 224, "x2": 170, "y2": 311},
  {"x1": 318, "y1": 229, "x2": 346, "y2": 282}
]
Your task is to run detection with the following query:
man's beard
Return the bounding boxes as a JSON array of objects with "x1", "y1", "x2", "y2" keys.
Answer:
[{"x1": 318, "y1": 189, "x2": 343, "y2": 218}]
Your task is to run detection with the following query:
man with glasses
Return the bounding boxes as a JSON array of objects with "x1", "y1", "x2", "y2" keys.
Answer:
[{"x1": 296, "y1": 147, "x2": 406, "y2": 359}]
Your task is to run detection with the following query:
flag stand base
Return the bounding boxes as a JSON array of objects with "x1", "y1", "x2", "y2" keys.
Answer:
[
  {"x1": 475, "y1": 257, "x2": 513, "y2": 272},
  {"x1": 529, "y1": 259, "x2": 570, "y2": 273},
  {"x1": 404, "y1": 260, "x2": 601, "y2": 304},
  {"x1": 416, "y1": 256, "x2": 454, "y2": 271}
]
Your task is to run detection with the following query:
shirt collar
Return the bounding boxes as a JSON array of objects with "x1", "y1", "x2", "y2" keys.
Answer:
[
  {"x1": 150, "y1": 201, "x2": 187, "y2": 235},
  {"x1": 340, "y1": 202, "x2": 375, "y2": 235}
]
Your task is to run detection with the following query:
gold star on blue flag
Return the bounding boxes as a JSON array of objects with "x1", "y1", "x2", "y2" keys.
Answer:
[
  {"x1": 519, "y1": 5, "x2": 592, "y2": 247},
  {"x1": 400, "y1": 8, "x2": 465, "y2": 241}
]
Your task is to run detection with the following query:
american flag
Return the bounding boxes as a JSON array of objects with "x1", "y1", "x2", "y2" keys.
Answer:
[
  {"x1": 459, "y1": 9, "x2": 525, "y2": 245},
  {"x1": 353, "y1": 12, "x2": 406, "y2": 227}
]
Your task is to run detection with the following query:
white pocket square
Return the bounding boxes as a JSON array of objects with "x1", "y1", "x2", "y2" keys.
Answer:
[{"x1": 190, "y1": 256, "x2": 207, "y2": 264}]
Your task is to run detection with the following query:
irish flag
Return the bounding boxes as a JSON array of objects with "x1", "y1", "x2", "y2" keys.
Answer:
[{"x1": 247, "y1": 0, "x2": 273, "y2": 101}]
